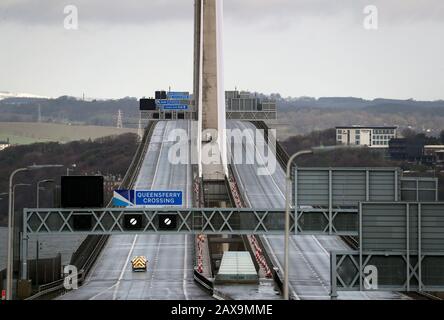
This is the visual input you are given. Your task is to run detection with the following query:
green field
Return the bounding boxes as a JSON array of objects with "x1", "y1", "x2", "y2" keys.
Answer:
[{"x1": 0, "y1": 122, "x2": 138, "y2": 145}]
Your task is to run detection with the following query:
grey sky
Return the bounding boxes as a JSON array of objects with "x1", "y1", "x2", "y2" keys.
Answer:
[{"x1": 1, "y1": 0, "x2": 443, "y2": 100}]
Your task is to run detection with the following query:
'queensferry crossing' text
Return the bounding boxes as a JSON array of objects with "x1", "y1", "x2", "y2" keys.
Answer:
[{"x1": 135, "y1": 191, "x2": 183, "y2": 206}]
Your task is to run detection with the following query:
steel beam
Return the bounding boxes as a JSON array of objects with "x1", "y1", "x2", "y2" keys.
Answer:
[{"x1": 24, "y1": 208, "x2": 291, "y2": 235}]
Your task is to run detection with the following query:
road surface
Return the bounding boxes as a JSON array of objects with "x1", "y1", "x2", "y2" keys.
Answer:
[
  {"x1": 227, "y1": 120, "x2": 409, "y2": 300},
  {"x1": 60, "y1": 121, "x2": 208, "y2": 300}
]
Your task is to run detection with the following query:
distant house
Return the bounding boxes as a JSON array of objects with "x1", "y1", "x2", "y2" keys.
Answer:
[
  {"x1": 0, "y1": 138, "x2": 10, "y2": 151},
  {"x1": 424, "y1": 145, "x2": 444, "y2": 164},
  {"x1": 388, "y1": 138, "x2": 444, "y2": 165},
  {"x1": 336, "y1": 126, "x2": 398, "y2": 148},
  {"x1": 389, "y1": 138, "x2": 425, "y2": 162}
]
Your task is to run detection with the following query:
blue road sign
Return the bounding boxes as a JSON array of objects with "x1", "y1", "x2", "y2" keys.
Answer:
[
  {"x1": 135, "y1": 191, "x2": 183, "y2": 206},
  {"x1": 113, "y1": 190, "x2": 135, "y2": 207},
  {"x1": 156, "y1": 99, "x2": 189, "y2": 110},
  {"x1": 156, "y1": 99, "x2": 183, "y2": 105},
  {"x1": 162, "y1": 105, "x2": 189, "y2": 110},
  {"x1": 167, "y1": 92, "x2": 190, "y2": 100}
]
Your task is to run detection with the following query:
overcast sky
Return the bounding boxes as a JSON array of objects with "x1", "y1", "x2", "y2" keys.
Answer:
[{"x1": 1, "y1": 0, "x2": 443, "y2": 100}]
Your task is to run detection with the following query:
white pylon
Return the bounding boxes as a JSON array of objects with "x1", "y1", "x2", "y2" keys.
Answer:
[
  {"x1": 37, "y1": 104, "x2": 42, "y2": 123},
  {"x1": 116, "y1": 109, "x2": 123, "y2": 129}
]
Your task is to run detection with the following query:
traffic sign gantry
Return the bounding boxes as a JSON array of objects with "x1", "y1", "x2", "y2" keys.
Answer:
[{"x1": 23, "y1": 208, "x2": 290, "y2": 235}]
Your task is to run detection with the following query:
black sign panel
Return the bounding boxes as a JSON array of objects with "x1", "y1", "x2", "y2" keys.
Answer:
[
  {"x1": 140, "y1": 98, "x2": 156, "y2": 111},
  {"x1": 61, "y1": 176, "x2": 104, "y2": 208},
  {"x1": 124, "y1": 214, "x2": 143, "y2": 230},
  {"x1": 155, "y1": 91, "x2": 167, "y2": 100},
  {"x1": 72, "y1": 215, "x2": 93, "y2": 231},
  {"x1": 158, "y1": 214, "x2": 177, "y2": 231}
]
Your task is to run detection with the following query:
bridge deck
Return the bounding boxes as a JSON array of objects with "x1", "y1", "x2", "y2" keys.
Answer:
[
  {"x1": 228, "y1": 120, "x2": 409, "y2": 300},
  {"x1": 60, "y1": 120, "x2": 209, "y2": 300}
]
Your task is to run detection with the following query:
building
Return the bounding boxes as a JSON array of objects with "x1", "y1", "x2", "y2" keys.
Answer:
[
  {"x1": 336, "y1": 126, "x2": 398, "y2": 148},
  {"x1": 389, "y1": 138, "x2": 425, "y2": 161},
  {"x1": 0, "y1": 138, "x2": 10, "y2": 151},
  {"x1": 225, "y1": 90, "x2": 277, "y2": 120},
  {"x1": 388, "y1": 138, "x2": 444, "y2": 165},
  {"x1": 424, "y1": 145, "x2": 444, "y2": 164}
]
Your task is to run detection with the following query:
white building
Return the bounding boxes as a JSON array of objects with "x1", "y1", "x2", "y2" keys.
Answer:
[{"x1": 336, "y1": 126, "x2": 398, "y2": 148}]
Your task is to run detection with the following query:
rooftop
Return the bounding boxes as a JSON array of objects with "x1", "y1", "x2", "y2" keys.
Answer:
[
  {"x1": 216, "y1": 251, "x2": 258, "y2": 284},
  {"x1": 336, "y1": 126, "x2": 398, "y2": 129}
]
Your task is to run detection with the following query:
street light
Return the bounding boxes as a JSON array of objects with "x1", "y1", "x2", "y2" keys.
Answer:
[
  {"x1": 283, "y1": 145, "x2": 360, "y2": 300},
  {"x1": 66, "y1": 164, "x2": 77, "y2": 176},
  {"x1": 11, "y1": 184, "x2": 31, "y2": 286},
  {"x1": 13, "y1": 184, "x2": 31, "y2": 219},
  {"x1": 36, "y1": 179, "x2": 55, "y2": 208},
  {"x1": 6, "y1": 164, "x2": 63, "y2": 300},
  {"x1": 283, "y1": 150, "x2": 313, "y2": 300}
]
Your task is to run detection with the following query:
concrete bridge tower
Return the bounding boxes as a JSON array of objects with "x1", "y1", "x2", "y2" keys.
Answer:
[{"x1": 194, "y1": 0, "x2": 228, "y2": 180}]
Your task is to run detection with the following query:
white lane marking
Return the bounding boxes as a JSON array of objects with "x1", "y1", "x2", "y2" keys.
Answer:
[
  {"x1": 310, "y1": 235, "x2": 374, "y2": 300},
  {"x1": 238, "y1": 121, "x2": 285, "y2": 200},
  {"x1": 289, "y1": 236, "x2": 330, "y2": 295},
  {"x1": 146, "y1": 235, "x2": 163, "y2": 300},
  {"x1": 89, "y1": 235, "x2": 139, "y2": 301},
  {"x1": 151, "y1": 121, "x2": 169, "y2": 187},
  {"x1": 262, "y1": 236, "x2": 299, "y2": 300},
  {"x1": 89, "y1": 283, "x2": 119, "y2": 301},
  {"x1": 311, "y1": 236, "x2": 329, "y2": 256},
  {"x1": 112, "y1": 235, "x2": 138, "y2": 300},
  {"x1": 183, "y1": 235, "x2": 189, "y2": 300}
]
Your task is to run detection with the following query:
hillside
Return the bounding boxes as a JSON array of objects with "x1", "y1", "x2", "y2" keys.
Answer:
[
  {"x1": 0, "y1": 122, "x2": 138, "y2": 145},
  {"x1": 2, "y1": 95, "x2": 444, "y2": 138},
  {"x1": 0, "y1": 96, "x2": 140, "y2": 127}
]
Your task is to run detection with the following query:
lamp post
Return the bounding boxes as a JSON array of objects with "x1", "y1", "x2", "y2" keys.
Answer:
[
  {"x1": 13, "y1": 184, "x2": 31, "y2": 220},
  {"x1": 66, "y1": 164, "x2": 77, "y2": 176},
  {"x1": 12, "y1": 184, "x2": 31, "y2": 285},
  {"x1": 283, "y1": 145, "x2": 358, "y2": 300},
  {"x1": 283, "y1": 150, "x2": 313, "y2": 300},
  {"x1": 36, "y1": 179, "x2": 55, "y2": 208},
  {"x1": 6, "y1": 164, "x2": 63, "y2": 300}
]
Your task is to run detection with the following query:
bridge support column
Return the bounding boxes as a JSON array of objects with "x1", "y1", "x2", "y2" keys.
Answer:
[{"x1": 194, "y1": 0, "x2": 228, "y2": 181}]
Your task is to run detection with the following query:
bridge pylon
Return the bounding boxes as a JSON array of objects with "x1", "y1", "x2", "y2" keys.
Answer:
[{"x1": 194, "y1": 0, "x2": 228, "y2": 181}]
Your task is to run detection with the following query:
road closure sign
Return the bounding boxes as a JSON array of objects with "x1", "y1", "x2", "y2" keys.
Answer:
[
  {"x1": 135, "y1": 191, "x2": 183, "y2": 206},
  {"x1": 113, "y1": 190, "x2": 183, "y2": 207}
]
